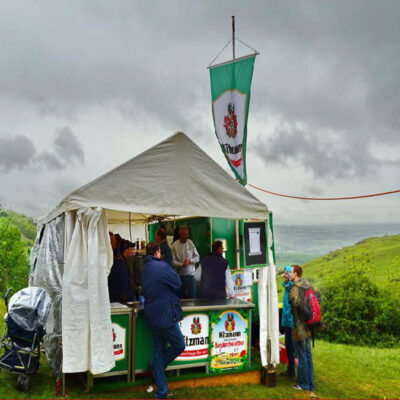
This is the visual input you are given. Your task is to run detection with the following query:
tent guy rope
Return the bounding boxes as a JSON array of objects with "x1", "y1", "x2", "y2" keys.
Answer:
[{"x1": 247, "y1": 183, "x2": 400, "y2": 200}]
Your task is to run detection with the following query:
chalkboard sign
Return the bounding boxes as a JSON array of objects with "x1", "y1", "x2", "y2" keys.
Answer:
[{"x1": 243, "y1": 221, "x2": 267, "y2": 266}]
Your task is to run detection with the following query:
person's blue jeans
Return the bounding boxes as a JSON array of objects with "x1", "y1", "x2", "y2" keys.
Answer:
[
  {"x1": 151, "y1": 323, "x2": 185, "y2": 399},
  {"x1": 293, "y1": 338, "x2": 314, "y2": 391},
  {"x1": 284, "y1": 327, "x2": 295, "y2": 375},
  {"x1": 179, "y1": 275, "x2": 196, "y2": 299}
]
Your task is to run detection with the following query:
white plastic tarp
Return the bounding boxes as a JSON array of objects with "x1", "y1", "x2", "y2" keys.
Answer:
[
  {"x1": 62, "y1": 208, "x2": 115, "y2": 374},
  {"x1": 38, "y1": 132, "x2": 268, "y2": 225},
  {"x1": 258, "y1": 222, "x2": 280, "y2": 366}
]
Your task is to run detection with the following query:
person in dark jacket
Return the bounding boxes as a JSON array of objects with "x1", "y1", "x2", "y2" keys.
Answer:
[
  {"x1": 194, "y1": 240, "x2": 234, "y2": 300},
  {"x1": 141, "y1": 241, "x2": 185, "y2": 399},
  {"x1": 108, "y1": 249, "x2": 135, "y2": 303},
  {"x1": 155, "y1": 228, "x2": 172, "y2": 266},
  {"x1": 280, "y1": 266, "x2": 295, "y2": 377}
]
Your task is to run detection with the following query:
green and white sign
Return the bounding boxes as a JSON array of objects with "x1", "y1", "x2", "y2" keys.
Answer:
[
  {"x1": 209, "y1": 55, "x2": 256, "y2": 184},
  {"x1": 210, "y1": 309, "x2": 248, "y2": 372},
  {"x1": 176, "y1": 313, "x2": 209, "y2": 362}
]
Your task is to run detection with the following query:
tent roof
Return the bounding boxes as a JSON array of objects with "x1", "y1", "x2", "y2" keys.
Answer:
[{"x1": 38, "y1": 132, "x2": 269, "y2": 225}]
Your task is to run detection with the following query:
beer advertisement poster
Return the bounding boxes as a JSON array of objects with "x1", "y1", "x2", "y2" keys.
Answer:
[{"x1": 209, "y1": 310, "x2": 248, "y2": 372}]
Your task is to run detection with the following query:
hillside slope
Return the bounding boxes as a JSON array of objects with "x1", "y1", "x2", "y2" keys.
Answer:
[
  {"x1": 0, "y1": 209, "x2": 36, "y2": 247},
  {"x1": 302, "y1": 234, "x2": 400, "y2": 295}
]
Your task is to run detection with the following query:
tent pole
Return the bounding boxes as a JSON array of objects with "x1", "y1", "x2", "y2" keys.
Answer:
[
  {"x1": 129, "y1": 212, "x2": 132, "y2": 242},
  {"x1": 235, "y1": 220, "x2": 240, "y2": 269},
  {"x1": 232, "y1": 16, "x2": 235, "y2": 60}
]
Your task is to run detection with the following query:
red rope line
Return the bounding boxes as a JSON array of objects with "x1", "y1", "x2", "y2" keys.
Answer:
[{"x1": 247, "y1": 183, "x2": 400, "y2": 201}]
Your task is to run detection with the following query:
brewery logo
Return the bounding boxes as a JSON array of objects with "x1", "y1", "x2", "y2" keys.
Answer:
[
  {"x1": 234, "y1": 274, "x2": 243, "y2": 287},
  {"x1": 224, "y1": 313, "x2": 236, "y2": 332},
  {"x1": 191, "y1": 317, "x2": 202, "y2": 335},
  {"x1": 223, "y1": 103, "x2": 238, "y2": 139}
]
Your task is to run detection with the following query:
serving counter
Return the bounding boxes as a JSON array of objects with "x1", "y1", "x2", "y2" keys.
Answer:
[
  {"x1": 88, "y1": 298, "x2": 254, "y2": 388},
  {"x1": 133, "y1": 298, "x2": 254, "y2": 380}
]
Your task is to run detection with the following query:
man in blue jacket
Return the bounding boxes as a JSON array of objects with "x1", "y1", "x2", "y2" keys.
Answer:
[
  {"x1": 141, "y1": 241, "x2": 185, "y2": 399},
  {"x1": 281, "y1": 265, "x2": 295, "y2": 377}
]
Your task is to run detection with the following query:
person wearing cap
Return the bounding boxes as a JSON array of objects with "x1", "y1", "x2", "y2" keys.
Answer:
[
  {"x1": 194, "y1": 240, "x2": 234, "y2": 300},
  {"x1": 108, "y1": 239, "x2": 136, "y2": 303},
  {"x1": 281, "y1": 265, "x2": 295, "y2": 377}
]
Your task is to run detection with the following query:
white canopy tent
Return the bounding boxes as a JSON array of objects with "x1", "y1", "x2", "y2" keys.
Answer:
[
  {"x1": 39, "y1": 132, "x2": 269, "y2": 225},
  {"x1": 31, "y1": 132, "x2": 279, "y2": 377}
]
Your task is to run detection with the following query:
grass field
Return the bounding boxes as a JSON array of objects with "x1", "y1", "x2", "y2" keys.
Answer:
[{"x1": 1, "y1": 298, "x2": 399, "y2": 399}]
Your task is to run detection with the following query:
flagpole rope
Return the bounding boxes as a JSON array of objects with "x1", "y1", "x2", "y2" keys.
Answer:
[
  {"x1": 235, "y1": 37, "x2": 259, "y2": 54},
  {"x1": 208, "y1": 39, "x2": 233, "y2": 68},
  {"x1": 247, "y1": 183, "x2": 400, "y2": 200}
]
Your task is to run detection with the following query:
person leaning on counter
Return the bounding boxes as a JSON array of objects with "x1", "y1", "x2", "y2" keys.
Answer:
[
  {"x1": 171, "y1": 226, "x2": 199, "y2": 299},
  {"x1": 194, "y1": 240, "x2": 234, "y2": 300},
  {"x1": 142, "y1": 241, "x2": 185, "y2": 400}
]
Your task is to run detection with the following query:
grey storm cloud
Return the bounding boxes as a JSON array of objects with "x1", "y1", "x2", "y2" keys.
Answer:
[
  {"x1": 252, "y1": 126, "x2": 380, "y2": 179},
  {"x1": 0, "y1": 0, "x2": 399, "y2": 148},
  {"x1": 0, "y1": 127, "x2": 84, "y2": 172},
  {"x1": 54, "y1": 127, "x2": 85, "y2": 165},
  {"x1": 0, "y1": 136, "x2": 36, "y2": 170}
]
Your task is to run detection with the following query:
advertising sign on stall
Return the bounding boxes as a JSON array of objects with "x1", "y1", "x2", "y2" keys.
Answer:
[
  {"x1": 112, "y1": 323, "x2": 126, "y2": 361},
  {"x1": 231, "y1": 270, "x2": 252, "y2": 303},
  {"x1": 110, "y1": 312, "x2": 130, "y2": 372},
  {"x1": 175, "y1": 313, "x2": 209, "y2": 362},
  {"x1": 210, "y1": 309, "x2": 248, "y2": 372}
]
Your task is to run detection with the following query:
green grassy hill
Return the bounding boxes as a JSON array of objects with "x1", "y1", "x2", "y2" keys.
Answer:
[
  {"x1": 0, "y1": 209, "x2": 36, "y2": 247},
  {"x1": 302, "y1": 234, "x2": 400, "y2": 297}
]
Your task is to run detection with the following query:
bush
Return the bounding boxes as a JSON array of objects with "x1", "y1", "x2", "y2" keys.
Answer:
[
  {"x1": 320, "y1": 252, "x2": 400, "y2": 348},
  {"x1": 0, "y1": 220, "x2": 28, "y2": 295}
]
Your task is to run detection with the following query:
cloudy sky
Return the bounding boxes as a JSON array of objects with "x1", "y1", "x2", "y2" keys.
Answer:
[{"x1": 0, "y1": 0, "x2": 399, "y2": 225}]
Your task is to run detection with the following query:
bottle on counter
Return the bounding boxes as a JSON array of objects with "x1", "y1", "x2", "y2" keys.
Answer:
[{"x1": 136, "y1": 237, "x2": 140, "y2": 249}]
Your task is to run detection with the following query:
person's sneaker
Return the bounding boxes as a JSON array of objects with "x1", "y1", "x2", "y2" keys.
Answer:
[
  {"x1": 292, "y1": 384, "x2": 304, "y2": 390},
  {"x1": 166, "y1": 392, "x2": 175, "y2": 399},
  {"x1": 310, "y1": 392, "x2": 319, "y2": 399}
]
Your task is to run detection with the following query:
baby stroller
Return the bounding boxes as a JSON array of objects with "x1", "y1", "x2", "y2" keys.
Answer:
[{"x1": 0, "y1": 287, "x2": 51, "y2": 391}]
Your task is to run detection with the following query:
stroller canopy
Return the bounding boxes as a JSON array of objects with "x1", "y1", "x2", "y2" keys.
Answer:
[{"x1": 7, "y1": 287, "x2": 51, "y2": 331}]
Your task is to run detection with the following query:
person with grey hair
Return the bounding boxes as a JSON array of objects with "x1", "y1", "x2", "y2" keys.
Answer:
[{"x1": 171, "y1": 226, "x2": 199, "y2": 299}]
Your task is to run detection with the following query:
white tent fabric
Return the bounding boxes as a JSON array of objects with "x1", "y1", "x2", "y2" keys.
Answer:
[
  {"x1": 38, "y1": 132, "x2": 268, "y2": 225},
  {"x1": 62, "y1": 208, "x2": 115, "y2": 374},
  {"x1": 258, "y1": 222, "x2": 280, "y2": 367}
]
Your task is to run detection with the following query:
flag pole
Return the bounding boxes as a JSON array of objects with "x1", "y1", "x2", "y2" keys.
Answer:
[{"x1": 232, "y1": 15, "x2": 235, "y2": 60}]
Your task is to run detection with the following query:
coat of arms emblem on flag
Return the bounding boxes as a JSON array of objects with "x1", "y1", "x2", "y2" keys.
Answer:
[{"x1": 209, "y1": 55, "x2": 256, "y2": 184}]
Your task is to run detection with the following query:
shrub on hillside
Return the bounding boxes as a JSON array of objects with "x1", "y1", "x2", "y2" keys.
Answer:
[
  {"x1": 320, "y1": 252, "x2": 400, "y2": 348},
  {"x1": 0, "y1": 220, "x2": 28, "y2": 295}
]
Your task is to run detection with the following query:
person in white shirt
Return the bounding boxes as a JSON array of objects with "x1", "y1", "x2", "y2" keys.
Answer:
[
  {"x1": 194, "y1": 240, "x2": 234, "y2": 300},
  {"x1": 171, "y1": 226, "x2": 199, "y2": 299}
]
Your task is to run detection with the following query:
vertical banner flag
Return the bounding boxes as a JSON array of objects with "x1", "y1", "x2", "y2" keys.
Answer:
[{"x1": 210, "y1": 55, "x2": 256, "y2": 184}]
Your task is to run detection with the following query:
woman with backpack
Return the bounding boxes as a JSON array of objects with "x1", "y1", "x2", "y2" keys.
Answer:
[{"x1": 288, "y1": 264, "x2": 316, "y2": 394}]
